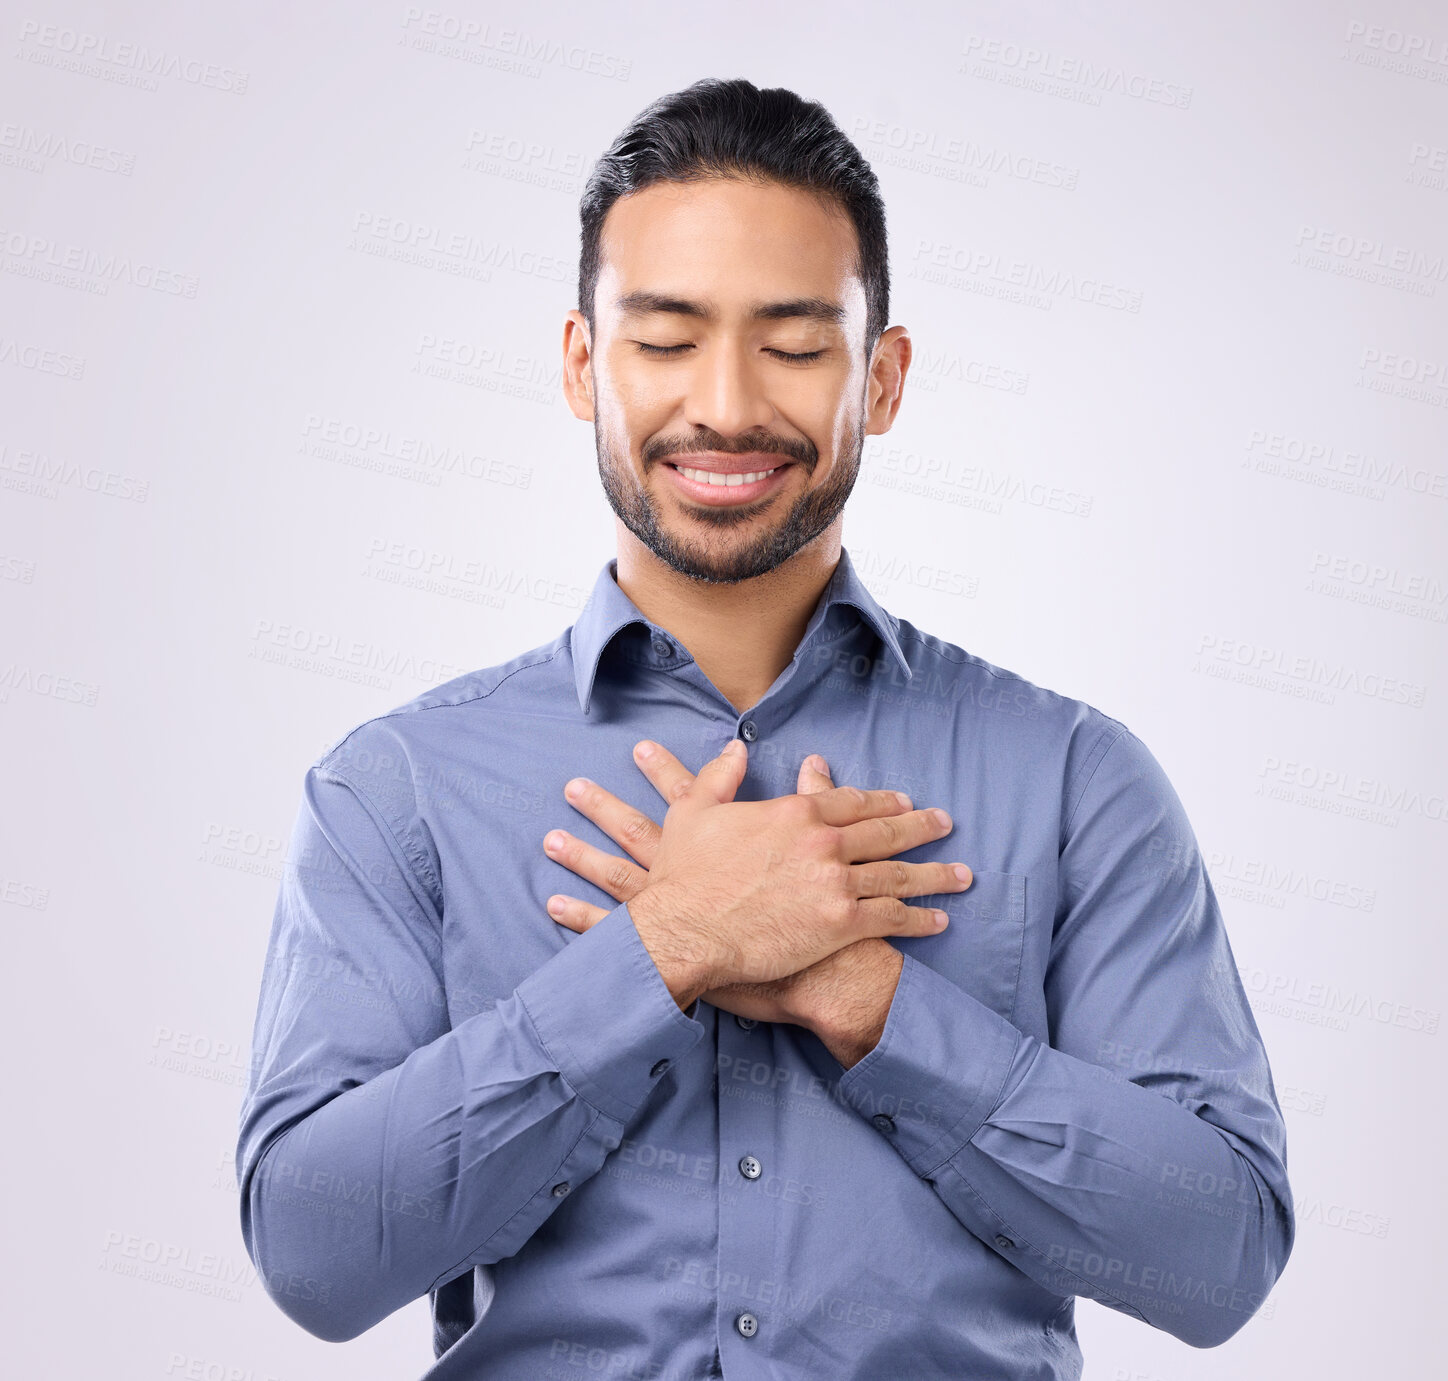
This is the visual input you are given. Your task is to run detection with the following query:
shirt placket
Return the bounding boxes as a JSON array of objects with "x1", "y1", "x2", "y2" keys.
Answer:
[
  {"x1": 660, "y1": 630, "x2": 818, "y2": 1372},
  {"x1": 715, "y1": 1011, "x2": 781, "y2": 1365},
  {"x1": 654, "y1": 625, "x2": 845, "y2": 1366}
]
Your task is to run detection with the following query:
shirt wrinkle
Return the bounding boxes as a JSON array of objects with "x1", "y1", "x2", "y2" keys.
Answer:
[{"x1": 236, "y1": 544, "x2": 1293, "y2": 1373}]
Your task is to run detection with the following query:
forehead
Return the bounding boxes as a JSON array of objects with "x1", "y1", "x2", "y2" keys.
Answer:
[{"x1": 596, "y1": 177, "x2": 864, "y2": 322}]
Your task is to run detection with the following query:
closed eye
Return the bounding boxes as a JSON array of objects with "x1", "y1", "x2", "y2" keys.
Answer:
[{"x1": 634, "y1": 343, "x2": 826, "y2": 363}]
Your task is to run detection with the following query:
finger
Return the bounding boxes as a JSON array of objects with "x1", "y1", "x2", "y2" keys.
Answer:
[
  {"x1": 632, "y1": 739, "x2": 699, "y2": 808},
  {"x1": 544, "y1": 892, "x2": 611, "y2": 932},
  {"x1": 846, "y1": 857, "x2": 973, "y2": 899},
  {"x1": 836, "y1": 805, "x2": 957, "y2": 862},
  {"x1": 542, "y1": 828, "x2": 649, "y2": 902},
  {"x1": 853, "y1": 895, "x2": 951, "y2": 939},
  {"x1": 647, "y1": 735, "x2": 745, "y2": 806},
  {"x1": 561, "y1": 776, "x2": 663, "y2": 867},
  {"x1": 797, "y1": 753, "x2": 833, "y2": 796},
  {"x1": 807, "y1": 782, "x2": 920, "y2": 828}
]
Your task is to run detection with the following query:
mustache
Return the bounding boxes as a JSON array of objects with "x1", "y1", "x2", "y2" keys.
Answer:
[{"x1": 644, "y1": 435, "x2": 815, "y2": 466}]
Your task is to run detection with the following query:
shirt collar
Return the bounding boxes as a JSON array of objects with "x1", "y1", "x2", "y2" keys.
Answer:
[{"x1": 570, "y1": 546, "x2": 912, "y2": 715}]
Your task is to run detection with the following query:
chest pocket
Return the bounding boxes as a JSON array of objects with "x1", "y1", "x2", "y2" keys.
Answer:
[{"x1": 888, "y1": 868, "x2": 1028, "y2": 1026}]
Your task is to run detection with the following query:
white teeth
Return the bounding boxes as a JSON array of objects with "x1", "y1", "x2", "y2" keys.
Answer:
[{"x1": 676, "y1": 465, "x2": 780, "y2": 487}]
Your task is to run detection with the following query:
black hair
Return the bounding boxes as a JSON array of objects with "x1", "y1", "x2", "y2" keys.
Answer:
[{"x1": 578, "y1": 78, "x2": 889, "y2": 357}]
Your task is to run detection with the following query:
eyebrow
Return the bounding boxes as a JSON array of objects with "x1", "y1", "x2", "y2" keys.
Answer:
[{"x1": 613, "y1": 290, "x2": 846, "y2": 328}]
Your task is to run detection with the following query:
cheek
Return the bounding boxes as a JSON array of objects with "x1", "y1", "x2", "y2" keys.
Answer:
[
  {"x1": 601, "y1": 359, "x2": 678, "y2": 419},
  {"x1": 799, "y1": 366, "x2": 865, "y2": 440},
  {"x1": 814, "y1": 398, "x2": 863, "y2": 456}
]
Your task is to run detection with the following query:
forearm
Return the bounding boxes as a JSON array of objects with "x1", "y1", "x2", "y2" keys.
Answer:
[
  {"x1": 799, "y1": 938, "x2": 901, "y2": 1068},
  {"x1": 627, "y1": 880, "x2": 716, "y2": 1012},
  {"x1": 242, "y1": 1000, "x2": 610, "y2": 1341},
  {"x1": 944, "y1": 1033, "x2": 1292, "y2": 1345},
  {"x1": 239, "y1": 902, "x2": 704, "y2": 1342},
  {"x1": 837, "y1": 955, "x2": 1293, "y2": 1348}
]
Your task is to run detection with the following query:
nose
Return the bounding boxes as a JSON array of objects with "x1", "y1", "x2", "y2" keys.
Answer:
[{"x1": 682, "y1": 340, "x2": 775, "y2": 440}]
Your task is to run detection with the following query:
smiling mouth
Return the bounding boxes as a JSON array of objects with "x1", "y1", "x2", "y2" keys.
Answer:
[{"x1": 668, "y1": 462, "x2": 787, "y2": 488}]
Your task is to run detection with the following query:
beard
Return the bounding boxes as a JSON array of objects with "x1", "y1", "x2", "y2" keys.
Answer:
[{"x1": 593, "y1": 401, "x2": 865, "y2": 585}]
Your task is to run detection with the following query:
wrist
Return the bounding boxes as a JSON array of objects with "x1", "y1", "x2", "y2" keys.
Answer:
[
  {"x1": 627, "y1": 882, "x2": 716, "y2": 1013},
  {"x1": 805, "y1": 941, "x2": 902, "y2": 1068}
]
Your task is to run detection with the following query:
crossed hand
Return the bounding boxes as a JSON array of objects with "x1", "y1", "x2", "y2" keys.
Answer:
[{"x1": 541, "y1": 738, "x2": 973, "y2": 1028}]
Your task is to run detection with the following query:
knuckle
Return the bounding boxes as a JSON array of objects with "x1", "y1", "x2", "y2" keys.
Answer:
[
  {"x1": 827, "y1": 893, "x2": 855, "y2": 928},
  {"x1": 620, "y1": 813, "x2": 655, "y2": 846},
  {"x1": 781, "y1": 793, "x2": 819, "y2": 825},
  {"x1": 798, "y1": 821, "x2": 837, "y2": 858},
  {"x1": 603, "y1": 860, "x2": 635, "y2": 893}
]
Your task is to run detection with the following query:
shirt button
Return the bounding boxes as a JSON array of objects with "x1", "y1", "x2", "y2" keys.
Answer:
[
  {"x1": 735, "y1": 1312, "x2": 759, "y2": 1338},
  {"x1": 738, "y1": 1154, "x2": 762, "y2": 1180},
  {"x1": 651, "y1": 635, "x2": 674, "y2": 659},
  {"x1": 739, "y1": 720, "x2": 758, "y2": 742},
  {"x1": 551, "y1": 1182, "x2": 571, "y2": 1198},
  {"x1": 650, "y1": 1058, "x2": 671, "y2": 1077},
  {"x1": 995, "y1": 1234, "x2": 1015, "y2": 1249},
  {"x1": 872, "y1": 1114, "x2": 896, "y2": 1135},
  {"x1": 735, "y1": 1015, "x2": 757, "y2": 1030}
]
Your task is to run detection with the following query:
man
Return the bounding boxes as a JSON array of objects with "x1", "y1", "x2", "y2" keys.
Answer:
[{"x1": 237, "y1": 78, "x2": 1293, "y2": 1379}]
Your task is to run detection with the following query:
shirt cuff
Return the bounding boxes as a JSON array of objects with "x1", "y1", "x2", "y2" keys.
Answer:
[
  {"x1": 516, "y1": 899, "x2": 706, "y2": 1124},
  {"x1": 835, "y1": 952, "x2": 1024, "y2": 1175}
]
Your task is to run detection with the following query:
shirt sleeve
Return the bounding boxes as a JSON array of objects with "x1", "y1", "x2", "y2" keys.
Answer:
[
  {"x1": 835, "y1": 724, "x2": 1295, "y2": 1348},
  {"x1": 235, "y1": 761, "x2": 706, "y2": 1343}
]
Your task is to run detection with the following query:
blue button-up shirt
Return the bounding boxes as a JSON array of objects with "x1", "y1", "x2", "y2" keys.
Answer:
[{"x1": 237, "y1": 547, "x2": 1293, "y2": 1379}]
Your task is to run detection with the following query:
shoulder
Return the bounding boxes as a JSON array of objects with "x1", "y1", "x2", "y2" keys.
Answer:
[
  {"x1": 290, "y1": 631, "x2": 572, "y2": 909},
  {"x1": 309, "y1": 629, "x2": 571, "y2": 785},
  {"x1": 885, "y1": 615, "x2": 1189, "y2": 838},
  {"x1": 894, "y1": 615, "x2": 1129, "y2": 755}
]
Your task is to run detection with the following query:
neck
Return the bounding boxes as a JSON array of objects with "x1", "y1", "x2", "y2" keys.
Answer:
[{"x1": 612, "y1": 520, "x2": 842, "y2": 714}]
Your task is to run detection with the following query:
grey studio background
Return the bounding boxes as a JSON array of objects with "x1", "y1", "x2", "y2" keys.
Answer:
[{"x1": 3, "y1": 2, "x2": 1443, "y2": 1378}]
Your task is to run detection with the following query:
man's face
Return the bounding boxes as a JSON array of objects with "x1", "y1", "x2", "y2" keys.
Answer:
[{"x1": 580, "y1": 177, "x2": 877, "y2": 584}]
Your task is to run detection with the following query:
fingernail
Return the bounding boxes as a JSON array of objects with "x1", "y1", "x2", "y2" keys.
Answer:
[
  {"x1": 636, "y1": 741, "x2": 656, "y2": 758},
  {"x1": 726, "y1": 738, "x2": 746, "y2": 755},
  {"x1": 545, "y1": 831, "x2": 566, "y2": 851},
  {"x1": 952, "y1": 864, "x2": 972, "y2": 883},
  {"x1": 564, "y1": 777, "x2": 590, "y2": 798},
  {"x1": 932, "y1": 809, "x2": 952, "y2": 828},
  {"x1": 894, "y1": 792, "x2": 913, "y2": 809},
  {"x1": 807, "y1": 754, "x2": 827, "y2": 772},
  {"x1": 934, "y1": 910, "x2": 949, "y2": 928},
  {"x1": 547, "y1": 896, "x2": 565, "y2": 916}
]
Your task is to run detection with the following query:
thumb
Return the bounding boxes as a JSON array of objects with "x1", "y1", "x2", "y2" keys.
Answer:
[
  {"x1": 797, "y1": 753, "x2": 834, "y2": 795},
  {"x1": 693, "y1": 736, "x2": 748, "y2": 804}
]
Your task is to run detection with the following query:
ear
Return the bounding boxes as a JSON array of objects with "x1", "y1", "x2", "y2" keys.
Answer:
[{"x1": 562, "y1": 309, "x2": 595, "y2": 422}]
